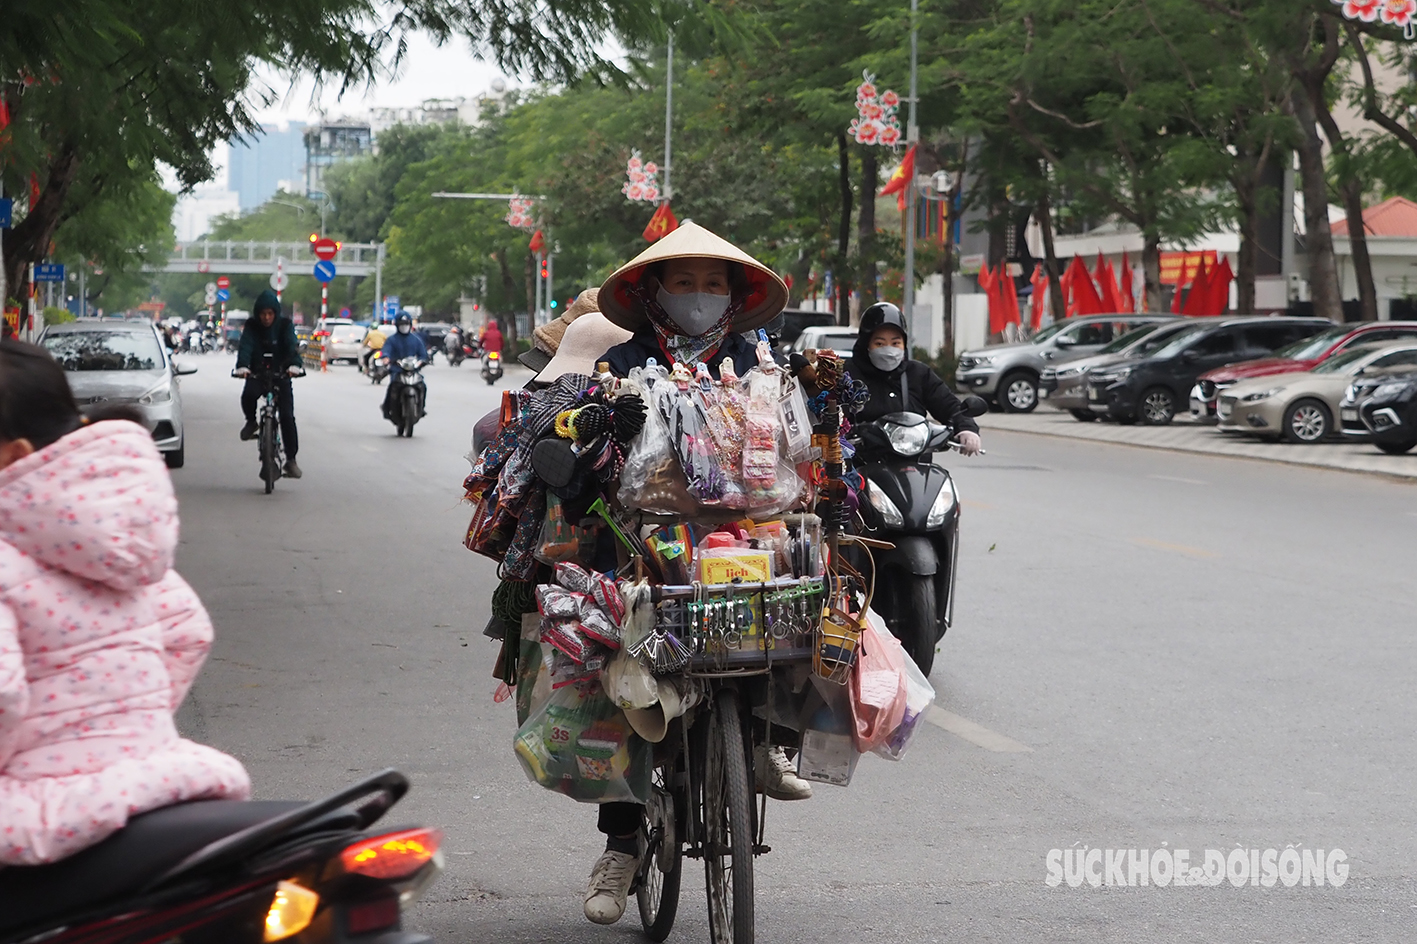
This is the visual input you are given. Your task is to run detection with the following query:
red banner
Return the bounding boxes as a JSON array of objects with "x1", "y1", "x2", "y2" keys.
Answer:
[{"x1": 1159, "y1": 250, "x2": 1217, "y2": 286}]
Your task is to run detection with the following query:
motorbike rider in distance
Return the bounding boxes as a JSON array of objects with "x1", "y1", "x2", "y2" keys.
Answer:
[
  {"x1": 234, "y1": 289, "x2": 305, "y2": 479},
  {"x1": 847, "y1": 302, "x2": 983, "y2": 456},
  {"x1": 362, "y1": 321, "x2": 387, "y2": 374},
  {"x1": 381, "y1": 312, "x2": 428, "y2": 420}
]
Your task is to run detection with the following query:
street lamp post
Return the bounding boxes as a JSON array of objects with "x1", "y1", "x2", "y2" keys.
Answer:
[{"x1": 903, "y1": 0, "x2": 919, "y2": 338}]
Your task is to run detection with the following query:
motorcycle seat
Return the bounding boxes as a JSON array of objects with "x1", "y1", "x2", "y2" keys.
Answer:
[{"x1": 0, "y1": 799, "x2": 303, "y2": 935}]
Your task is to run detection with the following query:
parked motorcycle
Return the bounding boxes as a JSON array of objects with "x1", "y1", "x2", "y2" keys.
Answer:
[
  {"x1": 480, "y1": 350, "x2": 503, "y2": 385},
  {"x1": 849, "y1": 397, "x2": 988, "y2": 675},
  {"x1": 389, "y1": 356, "x2": 427, "y2": 437},
  {"x1": 0, "y1": 769, "x2": 440, "y2": 944}
]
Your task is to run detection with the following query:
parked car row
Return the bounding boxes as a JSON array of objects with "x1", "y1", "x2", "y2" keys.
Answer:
[{"x1": 961, "y1": 314, "x2": 1417, "y2": 453}]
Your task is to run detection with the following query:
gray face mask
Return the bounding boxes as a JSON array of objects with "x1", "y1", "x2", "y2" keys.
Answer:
[
  {"x1": 397, "y1": 324, "x2": 411, "y2": 335},
  {"x1": 869, "y1": 346, "x2": 906, "y2": 372},
  {"x1": 656, "y1": 285, "x2": 731, "y2": 337}
]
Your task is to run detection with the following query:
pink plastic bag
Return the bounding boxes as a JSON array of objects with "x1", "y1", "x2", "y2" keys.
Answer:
[{"x1": 849, "y1": 610, "x2": 908, "y2": 753}]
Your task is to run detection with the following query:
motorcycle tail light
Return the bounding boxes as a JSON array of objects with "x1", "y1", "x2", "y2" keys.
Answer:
[
  {"x1": 264, "y1": 881, "x2": 319, "y2": 942},
  {"x1": 340, "y1": 828, "x2": 443, "y2": 880}
]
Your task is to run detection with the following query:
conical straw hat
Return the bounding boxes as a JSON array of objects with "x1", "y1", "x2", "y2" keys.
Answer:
[{"x1": 598, "y1": 221, "x2": 788, "y2": 333}]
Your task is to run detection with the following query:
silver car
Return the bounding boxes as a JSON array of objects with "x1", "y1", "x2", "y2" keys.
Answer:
[
  {"x1": 39, "y1": 319, "x2": 197, "y2": 468},
  {"x1": 957, "y1": 314, "x2": 1179, "y2": 412}
]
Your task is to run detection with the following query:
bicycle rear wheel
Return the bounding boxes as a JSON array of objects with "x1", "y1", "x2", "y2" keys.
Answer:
[
  {"x1": 259, "y1": 410, "x2": 277, "y2": 494},
  {"x1": 636, "y1": 767, "x2": 682, "y2": 941},
  {"x1": 703, "y1": 687, "x2": 754, "y2": 944}
]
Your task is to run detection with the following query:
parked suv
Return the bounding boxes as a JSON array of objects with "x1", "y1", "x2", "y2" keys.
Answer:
[
  {"x1": 1085, "y1": 317, "x2": 1330, "y2": 425},
  {"x1": 957, "y1": 314, "x2": 1178, "y2": 412},
  {"x1": 1190, "y1": 320, "x2": 1417, "y2": 419},
  {"x1": 1340, "y1": 365, "x2": 1417, "y2": 441},
  {"x1": 1357, "y1": 372, "x2": 1417, "y2": 454},
  {"x1": 1040, "y1": 320, "x2": 1198, "y2": 420}
]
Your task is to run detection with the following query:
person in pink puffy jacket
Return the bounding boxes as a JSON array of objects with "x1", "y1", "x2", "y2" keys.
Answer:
[{"x1": 0, "y1": 339, "x2": 250, "y2": 866}]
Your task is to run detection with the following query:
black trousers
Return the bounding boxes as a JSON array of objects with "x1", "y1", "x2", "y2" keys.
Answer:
[{"x1": 241, "y1": 377, "x2": 299, "y2": 460}]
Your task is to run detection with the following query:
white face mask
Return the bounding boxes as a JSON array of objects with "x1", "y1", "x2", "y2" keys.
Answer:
[
  {"x1": 656, "y1": 285, "x2": 731, "y2": 337},
  {"x1": 397, "y1": 324, "x2": 411, "y2": 335},
  {"x1": 869, "y1": 346, "x2": 906, "y2": 372}
]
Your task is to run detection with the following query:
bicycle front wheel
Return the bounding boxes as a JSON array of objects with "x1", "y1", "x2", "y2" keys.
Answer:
[
  {"x1": 259, "y1": 411, "x2": 277, "y2": 494},
  {"x1": 703, "y1": 687, "x2": 754, "y2": 944}
]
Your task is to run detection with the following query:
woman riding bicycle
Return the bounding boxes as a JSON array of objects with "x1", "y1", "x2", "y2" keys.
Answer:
[{"x1": 574, "y1": 223, "x2": 815, "y2": 926}]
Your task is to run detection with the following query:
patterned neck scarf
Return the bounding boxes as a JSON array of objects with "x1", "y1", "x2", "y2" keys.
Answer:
[{"x1": 627, "y1": 278, "x2": 744, "y2": 368}]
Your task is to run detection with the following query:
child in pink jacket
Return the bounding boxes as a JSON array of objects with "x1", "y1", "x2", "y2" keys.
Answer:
[{"x1": 0, "y1": 339, "x2": 250, "y2": 865}]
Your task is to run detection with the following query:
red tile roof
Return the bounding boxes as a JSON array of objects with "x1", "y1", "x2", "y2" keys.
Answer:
[{"x1": 1333, "y1": 196, "x2": 1417, "y2": 237}]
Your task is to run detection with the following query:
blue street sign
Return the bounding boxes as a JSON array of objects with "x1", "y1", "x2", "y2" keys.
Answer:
[
  {"x1": 383, "y1": 295, "x2": 400, "y2": 319},
  {"x1": 34, "y1": 263, "x2": 65, "y2": 283},
  {"x1": 313, "y1": 260, "x2": 337, "y2": 283},
  {"x1": 0, "y1": 199, "x2": 11, "y2": 228},
  {"x1": 215, "y1": 288, "x2": 230, "y2": 302}
]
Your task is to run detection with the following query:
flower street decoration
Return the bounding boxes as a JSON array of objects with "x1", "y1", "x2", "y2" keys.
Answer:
[
  {"x1": 506, "y1": 194, "x2": 536, "y2": 230},
  {"x1": 1333, "y1": 0, "x2": 1416, "y2": 38},
  {"x1": 622, "y1": 150, "x2": 662, "y2": 204},
  {"x1": 848, "y1": 71, "x2": 903, "y2": 148}
]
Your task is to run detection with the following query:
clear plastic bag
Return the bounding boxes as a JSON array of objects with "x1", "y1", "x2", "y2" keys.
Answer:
[
  {"x1": 779, "y1": 375, "x2": 815, "y2": 464},
  {"x1": 513, "y1": 679, "x2": 651, "y2": 803},
  {"x1": 872, "y1": 647, "x2": 937, "y2": 762},
  {"x1": 618, "y1": 367, "x2": 700, "y2": 514},
  {"x1": 849, "y1": 609, "x2": 908, "y2": 753},
  {"x1": 534, "y1": 493, "x2": 580, "y2": 564}
]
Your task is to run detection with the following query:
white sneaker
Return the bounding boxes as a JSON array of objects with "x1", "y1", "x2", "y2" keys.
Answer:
[
  {"x1": 583, "y1": 849, "x2": 639, "y2": 925},
  {"x1": 756, "y1": 745, "x2": 813, "y2": 800}
]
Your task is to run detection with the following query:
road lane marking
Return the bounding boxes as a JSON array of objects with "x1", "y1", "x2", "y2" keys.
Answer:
[
  {"x1": 925, "y1": 708, "x2": 1032, "y2": 752},
  {"x1": 1149, "y1": 474, "x2": 1208, "y2": 485},
  {"x1": 1132, "y1": 537, "x2": 1218, "y2": 559}
]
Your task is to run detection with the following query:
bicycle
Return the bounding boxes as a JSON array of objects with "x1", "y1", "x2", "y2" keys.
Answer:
[{"x1": 233, "y1": 353, "x2": 304, "y2": 494}]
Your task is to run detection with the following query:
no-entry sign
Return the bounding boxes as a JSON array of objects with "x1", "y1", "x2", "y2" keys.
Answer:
[
  {"x1": 216, "y1": 276, "x2": 230, "y2": 290},
  {"x1": 312, "y1": 238, "x2": 339, "y2": 261}
]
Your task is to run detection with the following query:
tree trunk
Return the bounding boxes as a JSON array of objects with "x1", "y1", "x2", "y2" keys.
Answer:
[
  {"x1": 1289, "y1": 87, "x2": 1343, "y2": 322},
  {"x1": 1313, "y1": 98, "x2": 1379, "y2": 321},
  {"x1": 495, "y1": 249, "x2": 519, "y2": 349},
  {"x1": 1035, "y1": 188, "x2": 1065, "y2": 321},
  {"x1": 3, "y1": 146, "x2": 83, "y2": 302},
  {"x1": 1142, "y1": 234, "x2": 1164, "y2": 313},
  {"x1": 858, "y1": 149, "x2": 878, "y2": 305},
  {"x1": 835, "y1": 132, "x2": 853, "y2": 326},
  {"x1": 1236, "y1": 176, "x2": 1258, "y2": 315}
]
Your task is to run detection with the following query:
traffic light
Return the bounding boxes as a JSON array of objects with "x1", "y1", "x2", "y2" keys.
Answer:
[
  {"x1": 540, "y1": 259, "x2": 549, "y2": 280},
  {"x1": 549, "y1": 299, "x2": 558, "y2": 309},
  {"x1": 308, "y1": 233, "x2": 318, "y2": 244}
]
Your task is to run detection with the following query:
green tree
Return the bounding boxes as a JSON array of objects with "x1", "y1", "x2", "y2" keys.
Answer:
[{"x1": 53, "y1": 172, "x2": 176, "y2": 312}]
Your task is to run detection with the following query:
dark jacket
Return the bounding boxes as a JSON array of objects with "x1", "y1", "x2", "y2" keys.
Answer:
[
  {"x1": 236, "y1": 293, "x2": 302, "y2": 372},
  {"x1": 382, "y1": 330, "x2": 428, "y2": 375},
  {"x1": 601, "y1": 330, "x2": 762, "y2": 380},
  {"x1": 847, "y1": 309, "x2": 979, "y2": 434}
]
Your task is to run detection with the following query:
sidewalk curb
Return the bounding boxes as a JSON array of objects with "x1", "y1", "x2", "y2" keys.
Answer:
[{"x1": 978, "y1": 414, "x2": 1417, "y2": 482}]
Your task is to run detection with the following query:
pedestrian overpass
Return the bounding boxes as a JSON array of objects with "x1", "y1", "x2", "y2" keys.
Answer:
[{"x1": 146, "y1": 239, "x2": 386, "y2": 293}]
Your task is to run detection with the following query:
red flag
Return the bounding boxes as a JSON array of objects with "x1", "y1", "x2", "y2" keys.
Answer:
[
  {"x1": 1182, "y1": 256, "x2": 1212, "y2": 315},
  {"x1": 1029, "y1": 264, "x2": 1048, "y2": 330},
  {"x1": 1119, "y1": 251, "x2": 1135, "y2": 313},
  {"x1": 1206, "y1": 256, "x2": 1234, "y2": 315},
  {"x1": 1094, "y1": 252, "x2": 1123, "y2": 312},
  {"x1": 642, "y1": 202, "x2": 679, "y2": 242},
  {"x1": 978, "y1": 263, "x2": 1005, "y2": 335},
  {"x1": 1001, "y1": 267, "x2": 1021, "y2": 328},
  {"x1": 1066, "y1": 256, "x2": 1104, "y2": 315},
  {"x1": 878, "y1": 145, "x2": 917, "y2": 212},
  {"x1": 528, "y1": 229, "x2": 545, "y2": 253}
]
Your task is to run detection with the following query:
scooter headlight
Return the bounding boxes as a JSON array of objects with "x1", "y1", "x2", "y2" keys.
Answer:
[
  {"x1": 883, "y1": 422, "x2": 930, "y2": 456},
  {"x1": 925, "y1": 478, "x2": 958, "y2": 529},
  {"x1": 866, "y1": 482, "x2": 905, "y2": 528}
]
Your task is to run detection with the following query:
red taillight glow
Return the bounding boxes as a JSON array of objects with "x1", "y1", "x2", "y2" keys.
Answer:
[
  {"x1": 346, "y1": 896, "x2": 400, "y2": 934},
  {"x1": 340, "y1": 828, "x2": 442, "y2": 880}
]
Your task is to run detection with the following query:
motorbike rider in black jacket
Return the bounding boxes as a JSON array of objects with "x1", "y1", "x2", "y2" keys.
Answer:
[{"x1": 846, "y1": 302, "x2": 983, "y2": 455}]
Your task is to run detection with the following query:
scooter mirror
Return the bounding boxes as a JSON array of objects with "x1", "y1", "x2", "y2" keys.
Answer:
[{"x1": 963, "y1": 395, "x2": 989, "y2": 417}]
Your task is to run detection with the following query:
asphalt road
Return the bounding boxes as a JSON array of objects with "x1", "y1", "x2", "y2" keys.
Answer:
[{"x1": 169, "y1": 351, "x2": 1417, "y2": 943}]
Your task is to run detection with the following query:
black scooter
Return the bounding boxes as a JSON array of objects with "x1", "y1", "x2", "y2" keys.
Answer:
[
  {"x1": 0, "y1": 770, "x2": 441, "y2": 944},
  {"x1": 850, "y1": 397, "x2": 987, "y2": 675}
]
